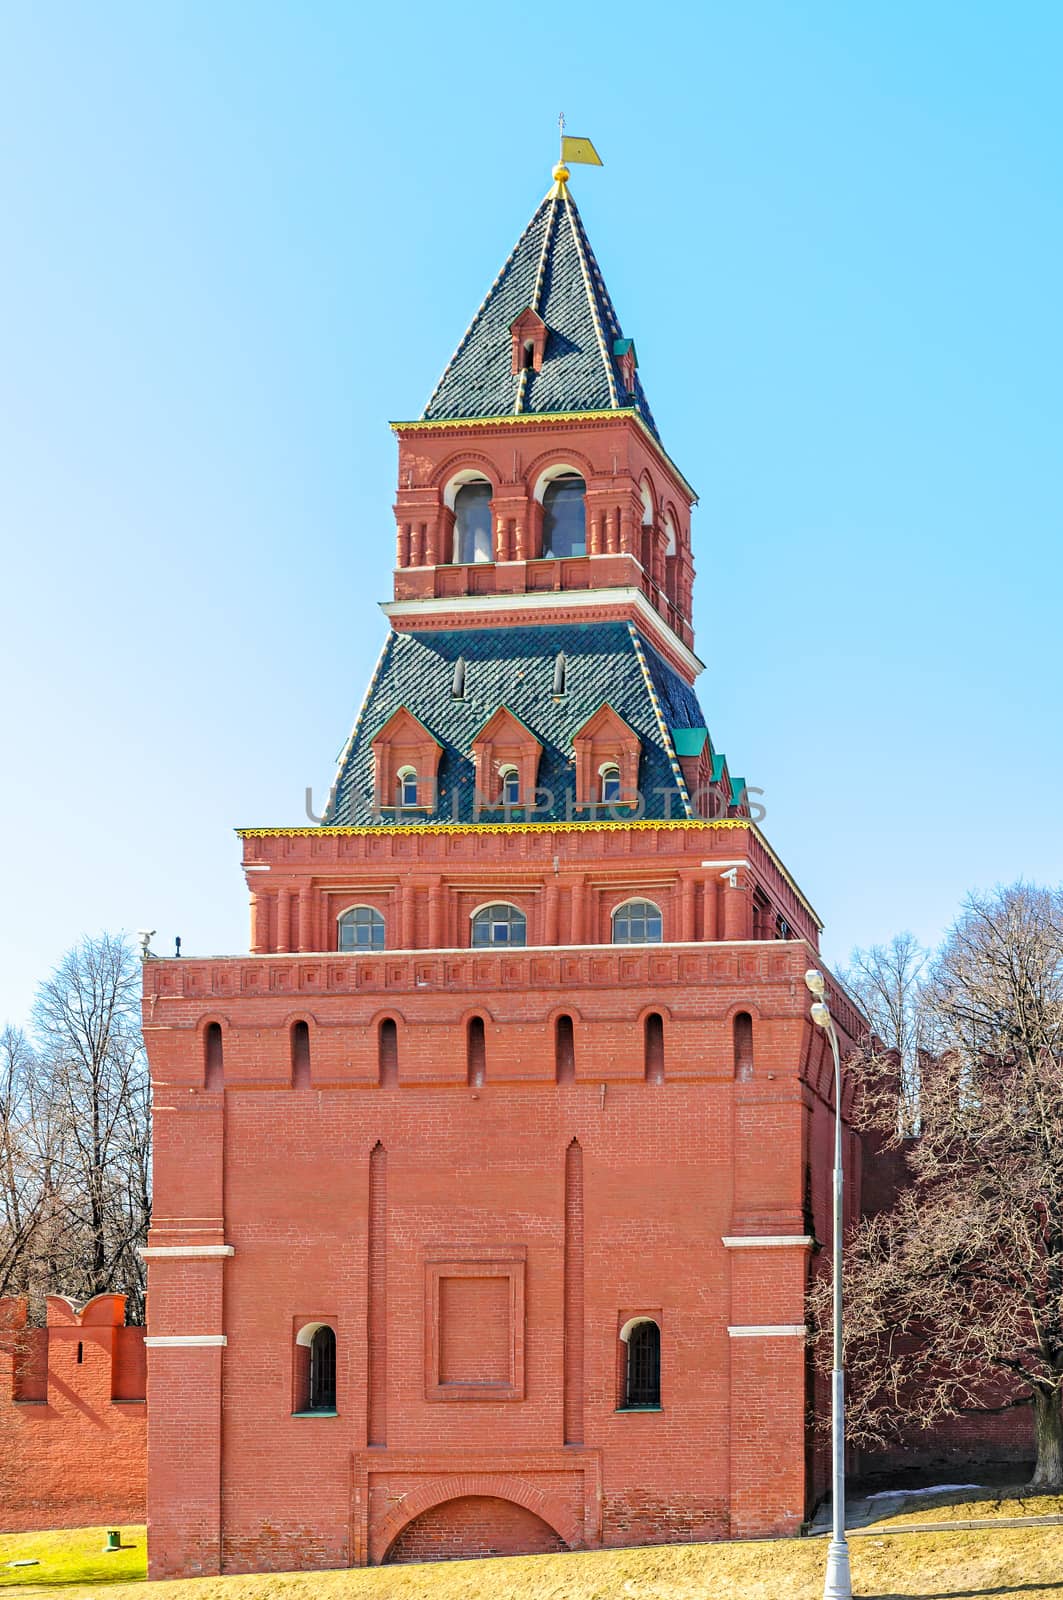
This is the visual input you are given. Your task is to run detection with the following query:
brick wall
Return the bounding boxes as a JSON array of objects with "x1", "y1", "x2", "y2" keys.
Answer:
[
  {"x1": 0, "y1": 1294, "x2": 146, "y2": 1533},
  {"x1": 386, "y1": 1494, "x2": 566, "y2": 1562}
]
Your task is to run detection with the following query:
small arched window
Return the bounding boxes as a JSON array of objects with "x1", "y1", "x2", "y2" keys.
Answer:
[
  {"x1": 542, "y1": 473, "x2": 587, "y2": 559},
  {"x1": 309, "y1": 1326, "x2": 336, "y2": 1411},
  {"x1": 452, "y1": 657, "x2": 467, "y2": 699},
  {"x1": 467, "y1": 1016, "x2": 486, "y2": 1088},
  {"x1": 612, "y1": 899, "x2": 663, "y2": 945},
  {"x1": 378, "y1": 1018, "x2": 398, "y2": 1088},
  {"x1": 454, "y1": 481, "x2": 493, "y2": 565},
  {"x1": 471, "y1": 903, "x2": 527, "y2": 948},
  {"x1": 733, "y1": 1011, "x2": 754, "y2": 1080},
  {"x1": 338, "y1": 905, "x2": 385, "y2": 952},
  {"x1": 555, "y1": 1014, "x2": 575, "y2": 1084},
  {"x1": 600, "y1": 764, "x2": 622, "y2": 804},
  {"x1": 291, "y1": 1020, "x2": 311, "y2": 1089},
  {"x1": 644, "y1": 1012, "x2": 665, "y2": 1085},
  {"x1": 396, "y1": 767, "x2": 419, "y2": 808},
  {"x1": 204, "y1": 1023, "x2": 224, "y2": 1092},
  {"x1": 500, "y1": 766, "x2": 520, "y2": 806},
  {"x1": 553, "y1": 651, "x2": 567, "y2": 696},
  {"x1": 621, "y1": 1319, "x2": 661, "y2": 1409}
]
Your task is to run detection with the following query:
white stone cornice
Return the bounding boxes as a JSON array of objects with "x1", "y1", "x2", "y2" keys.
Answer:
[
  {"x1": 144, "y1": 1334, "x2": 227, "y2": 1347},
  {"x1": 722, "y1": 1236, "x2": 815, "y2": 1250},
  {"x1": 727, "y1": 1324, "x2": 807, "y2": 1338},
  {"x1": 139, "y1": 1245, "x2": 235, "y2": 1259}
]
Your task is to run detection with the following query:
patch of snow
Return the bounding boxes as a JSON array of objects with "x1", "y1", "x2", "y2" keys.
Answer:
[{"x1": 866, "y1": 1484, "x2": 980, "y2": 1502}]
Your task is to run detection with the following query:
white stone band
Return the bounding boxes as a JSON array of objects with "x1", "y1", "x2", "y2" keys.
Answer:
[
  {"x1": 140, "y1": 1245, "x2": 235, "y2": 1259},
  {"x1": 727, "y1": 1324, "x2": 806, "y2": 1338},
  {"x1": 144, "y1": 1334, "x2": 227, "y2": 1347},
  {"x1": 721, "y1": 1236, "x2": 814, "y2": 1249}
]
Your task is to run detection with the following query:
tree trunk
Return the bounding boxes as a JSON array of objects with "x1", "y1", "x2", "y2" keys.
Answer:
[{"x1": 1030, "y1": 1388, "x2": 1063, "y2": 1487}]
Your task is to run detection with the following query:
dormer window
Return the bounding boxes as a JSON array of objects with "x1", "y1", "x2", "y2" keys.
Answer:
[
  {"x1": 454, "y1": 481, "x2": 493, "y2": 565},
  {"x1": 500, "y1": 767, "x2": 520, "y2": 806},
  {"x1": 509, "y1": 307, "x2": 547, "y2": 374},
  {"x1": 542, "y1": 474, "x2": 586, "y2": 559},
  {"x1": 614, "y1": 337, "x2": 638, "y2": 396},
  {"x1": 397, "y1": 767, "x2": 418, "y2": 807}
]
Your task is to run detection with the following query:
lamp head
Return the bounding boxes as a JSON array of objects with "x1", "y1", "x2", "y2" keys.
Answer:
[
  {"x1": 804, "y1": 968, "x2": 826, "y2": 999},
  {"x1": 810, "y1": 1000, "x2": 832, "y2": 1031}
]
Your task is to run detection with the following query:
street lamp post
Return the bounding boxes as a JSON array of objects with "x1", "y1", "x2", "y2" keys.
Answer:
[{"x1": 805, "y1": 967, "x2": 852, "y2": 1600}]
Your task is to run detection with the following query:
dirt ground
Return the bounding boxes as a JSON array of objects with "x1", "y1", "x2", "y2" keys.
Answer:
[{"x1": 8, "y1": 1523, "x2": 1063, "y2": 1600}]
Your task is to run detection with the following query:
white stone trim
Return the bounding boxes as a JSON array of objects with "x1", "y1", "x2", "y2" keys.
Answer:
[
  {"x1": 381, "y1": 587, "x2": 705, "y2": 680},
  {"x1": 722, "y1": 1236, "x2": 814, "y2": 1250},
  {"x1": 144, "y1": 1334, "x2": 227, "y2": 1347},
  {"x1": 139, "y1": 1245, "x2": 235, "y2": 1259},
  {"x1": 727, "y1": 1324, "x2": 806, "y2": 1338}
]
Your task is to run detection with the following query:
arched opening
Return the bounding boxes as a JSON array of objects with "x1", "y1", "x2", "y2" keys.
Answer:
[
  {"x1": 290, "y1": 1020, "x2": 311, "y2": 1089},
  {"x1": 644, "y1": 1012, "x2": 664, "y2": 1085},
  {"x1": 452, "y1": 657, "x2": 467, "y2": 699},
  {"x1": 385, "y1": 1495, "x2": 567, "y2": 1564},
  {"x1": 541, "y1": 473, "x2": 586, "y2": 559},
  {"x1": 612, "y1": 899, "x2": 663, "y2": 945},
  {"x1": 453, "y1": 480, "x2": 493, "y2": 565},
  {"x1": 555, "y1": 1014, "x2": 575, "y2": 1084},
  {"x1": 338, "y1": 905, "x2": 385, "y2": 952},
  {"x1": 204, "y1": 1023, "x2": 224, "y2": 1092},
  {"x1": 552, "y1": 651, "x2": 567, "y2": 696},
  {"x1": 396, "y1": 767, "x2": 419, "y2": 809},
  {"x1": 294, "y1": 1322, "x2": 337, "y2": 1415},
  {"x1": 733, "y1": 1011, "x2": 754, "y2": 1080},
  {"x1": 599, "y1": 763, "x2": 621, "y2": 804},
  {"x1": 467, "y1": 1016, "x2": 486, "y2": 1088},
  {"x1": 499, "y1": 766, "x2": 520, "y2": 807},
  {"x1": 378, "y1": 1018, "x2": 398, "y2": 1088},
  {"x1": 470, "y1": 903, "x2": 527, "y2": 948},
  {"x1": 619, "y1": 1318, "x2": 661, "y2": 1409}
]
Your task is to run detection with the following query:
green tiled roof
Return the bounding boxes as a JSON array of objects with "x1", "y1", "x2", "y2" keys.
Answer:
[
  {"x1": 324, "y1": 621, "x2": 725, "y2": 827},
  {"x1": 421, "y1": 189, "x2": 658, "y2": 438}
]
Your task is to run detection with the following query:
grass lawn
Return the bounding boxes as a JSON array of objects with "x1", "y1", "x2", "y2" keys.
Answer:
[
  {"x1": 0, "y1": 1525, "x2": 145, "y2": 1587},
  {"x1": 4, "y1": 1497, "x2": 1063, "y2": 1599}
]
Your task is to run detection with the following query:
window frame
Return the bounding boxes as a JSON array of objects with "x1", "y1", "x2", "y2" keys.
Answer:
[
  {"x1": 541, "y1": 472, "x2": 587, "y2": 559},
  {"x1": 470, "y1": 901, "x2": 528, "y2": 949},
  {"x1": 452, "y1": 478, "x2": 494, "y2": 566},
  {"x1": 618, "y1": 1315, "x2": 662, "y2": 1412},
  {"x1": 396, "y1": 766, "x2": 419, "y2": 808},
  {"x1": 599, "y1": 763, "x2": 622, "y2": 804},
  {"x1": 611, "y1": 898, "x2": 664, "y2": 946},
  {"x1": 337, "y1": 905, "x2": 386, "y2": 952}
]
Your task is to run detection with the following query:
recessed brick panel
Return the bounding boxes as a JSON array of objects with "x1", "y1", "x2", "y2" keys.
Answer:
[{"x1": 439, "y1": 1277, "x2": 509, "y2": 1385}]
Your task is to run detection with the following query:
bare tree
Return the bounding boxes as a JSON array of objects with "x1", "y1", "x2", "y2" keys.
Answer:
[
  {"x1": 841, "y1": 931, "x2": 930, "y2": 1134},
  {"x1": 813, "y1": 883, "x2": 1063, "y2": 1486}
]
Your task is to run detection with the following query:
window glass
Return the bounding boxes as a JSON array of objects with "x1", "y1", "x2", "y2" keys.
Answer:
[
  {"x1": 600, "y1": 766, "x2": 622, "y2": 804},
  {"x1": 454, "y1": 481, "x2": 493, "y2": 564},
  {"x1": 309, "y1": 1326, "x2": 336, "y2": 1411},
  {"x1": 613, "y1": 899, "x2": 663, "y2": 945},
  {"x1": 398, "y1": 770, "x2": 418, "y2": 807},
  {"x1": 501, "y1": 769, "x2": 520, "y2": 805},
  {"x1": 338, "y1": 906, "x2": 385, "y2": 951},
  {"x1": 623, "y1": 1321, "x2": 660, "y2": 1408},
  {"x1": 542, "y1": 474, "x2": 586, "y2": 558},
  {"x1": 471, "y1": 903, "x2": 527, "y2": 947}
]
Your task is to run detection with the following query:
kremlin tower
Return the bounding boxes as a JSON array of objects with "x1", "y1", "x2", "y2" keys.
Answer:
[{"x1": 142, "y1": 149, "x2": 862, "y2": 1577}]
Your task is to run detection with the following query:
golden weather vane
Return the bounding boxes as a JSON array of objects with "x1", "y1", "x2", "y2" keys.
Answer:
[{"x1": 550, "y1": 114, "x2": 603, "y2": 197}]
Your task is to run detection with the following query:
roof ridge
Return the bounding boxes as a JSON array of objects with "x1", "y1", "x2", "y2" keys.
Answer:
[
  {"x1": 421, "y1": 198, "x2": 551, "y2": 422},
  {"x1": 562, "y1": 194, "x2": 620, "y2": 410},
  {"x1": 514, "y1": 192, "x2": 561, "y2": 416}
]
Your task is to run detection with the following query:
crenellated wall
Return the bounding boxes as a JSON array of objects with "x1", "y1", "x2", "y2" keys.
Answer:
[{"x1": 0, "y1": 1294, "x2": 146, "y2": 1533}]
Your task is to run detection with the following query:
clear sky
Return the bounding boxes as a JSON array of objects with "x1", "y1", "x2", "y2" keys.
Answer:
[{"x1": 2, "y1": 1, "x2": 1061, "y2": 1028}]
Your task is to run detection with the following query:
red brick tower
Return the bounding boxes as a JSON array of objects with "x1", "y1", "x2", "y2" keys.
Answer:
[{"x1": 142, "y1": 155, "x2": 861, "y2": 1577}]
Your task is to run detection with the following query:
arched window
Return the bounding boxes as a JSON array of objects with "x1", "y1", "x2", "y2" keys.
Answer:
[
  {"x1": 500, "y1": 766, "x2": 520, "y2": 806},
  {"x1": 309, "y1": 1326, "x2": 336, "y2": 1411},
  {"x1": 612, "y1": 899, "x2": 663, "y2": 945},
  {"x1": 338, "y1": 905, "x2": 385, "y2": 952},
  {"x1": 467, "y1": 1016, "x2": 486, "y2": 1087},
  {"x1": 204, "y1": 1023, "x2": 224, "y2": 1091},
  {"x1": 600, "y1": 764, "x2": 621, "y2": 804},
  {"x1": 644, "y1": 1012, "x2": 664, "y2": 1085},
  {"x1": 471, "y1": 902, "x2": 527, "y2": 947},
  {"x1": 553, "y1": 651, "x2": 567, "y2": 696},
  {"x1": 542, "y1": 473, "x2": 586, "y2": 559},
  {"x1": 454, "y1": 481, "x2": 493, "y2": 565},
  {"x1": 733, "y1": 1011, "x2": 754, "y2": 1080},
  {"x1": 452, "y1": 657, "x2": 467, "y2": 699},
  {"x1": 291, "y1": 1020, "x2": 311, "y2": 1089},
  {"x1": 378, "y1": 1018, "x2": 398, "y2": 1088},
  {"x1": 555, "y1": 1014, "x2": 575, "y2": 1084},
  {"x1": 621, "y1": 1319, "x2": 661, "y2": 1409},
  {"x1": 396, "y1": 767, "x2": 419, "y2": 808}
]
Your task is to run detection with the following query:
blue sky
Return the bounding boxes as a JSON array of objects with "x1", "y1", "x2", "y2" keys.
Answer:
[{"x1": 2, "y1": 2, "x2": 1061, "y2": 1027}]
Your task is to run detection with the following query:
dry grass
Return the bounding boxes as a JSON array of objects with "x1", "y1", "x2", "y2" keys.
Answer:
[
  {"x1": 6, "y1": 1507, "x2": 1063, "y2": 1600},
  {"x1": 870, "y1": 1485, "x2": 1063, "y2": 1527}
]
